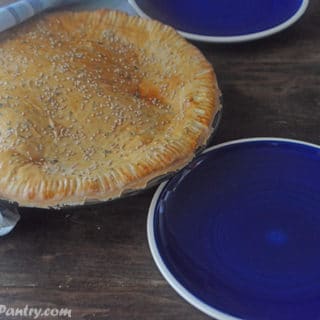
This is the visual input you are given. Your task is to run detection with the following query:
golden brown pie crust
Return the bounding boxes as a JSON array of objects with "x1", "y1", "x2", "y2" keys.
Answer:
[{"x1": 0, "y1": 10, "x2": 221, "y2": 208}]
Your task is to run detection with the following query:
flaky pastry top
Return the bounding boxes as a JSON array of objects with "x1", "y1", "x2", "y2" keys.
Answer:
[{"x1": 0, "y1": 10, "x2": 220, "y2": 207}]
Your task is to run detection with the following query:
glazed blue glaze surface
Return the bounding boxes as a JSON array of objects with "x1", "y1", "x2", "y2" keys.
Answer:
[
  {"x1": 154, "y1": 140, "x2": 320, "y2": 319},
  {"x1": 134, "y1": 0, "x2": 304, "y2": 36}
]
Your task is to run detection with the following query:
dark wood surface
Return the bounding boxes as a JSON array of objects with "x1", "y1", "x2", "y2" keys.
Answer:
[{"x1": 0, "y1": 2, "x2": 319, "y2": 319}]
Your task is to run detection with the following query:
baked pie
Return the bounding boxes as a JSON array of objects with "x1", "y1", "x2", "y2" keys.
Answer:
[{"x1": 0, "y1": 10, "x2": 221, "y2": 208}]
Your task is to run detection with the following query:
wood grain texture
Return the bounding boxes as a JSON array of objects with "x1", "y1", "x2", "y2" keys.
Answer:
[{"x1": 0, "y1": 2, "x2": 319, "y2": 319}]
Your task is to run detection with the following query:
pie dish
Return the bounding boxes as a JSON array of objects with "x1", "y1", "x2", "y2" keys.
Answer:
[{"x1": 0, "y1": 10, "x2": 221, "y2": 208}]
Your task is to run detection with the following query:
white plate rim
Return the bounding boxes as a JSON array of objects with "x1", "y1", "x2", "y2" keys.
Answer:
[
  {"x1": 147, "y1": 137, "x2": 320, "y2": 319},
  {"x1": 129, "y1": 0, "x2": 309, "y2": 43}
]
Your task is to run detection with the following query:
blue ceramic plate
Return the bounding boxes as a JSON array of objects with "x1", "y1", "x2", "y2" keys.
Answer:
[
  {"x1": 129, "y1": 0, "x2": 309, "y2": 43},
  {"x1": 148, "y1": 138, "x2": 320, "y2": 319}
]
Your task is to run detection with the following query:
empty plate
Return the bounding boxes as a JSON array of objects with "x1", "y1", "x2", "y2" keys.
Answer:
[
  {"x1": 129, "y1": 0, "x2": 309, "y2": 42},
  {"x1": 148, "y1": 138, "x2": 320, "y2": 319}
]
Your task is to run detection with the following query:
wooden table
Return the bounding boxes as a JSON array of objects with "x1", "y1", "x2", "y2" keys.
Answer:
[{"x1": 0, "y1": 2, "x2": 319, "y2": 319}]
